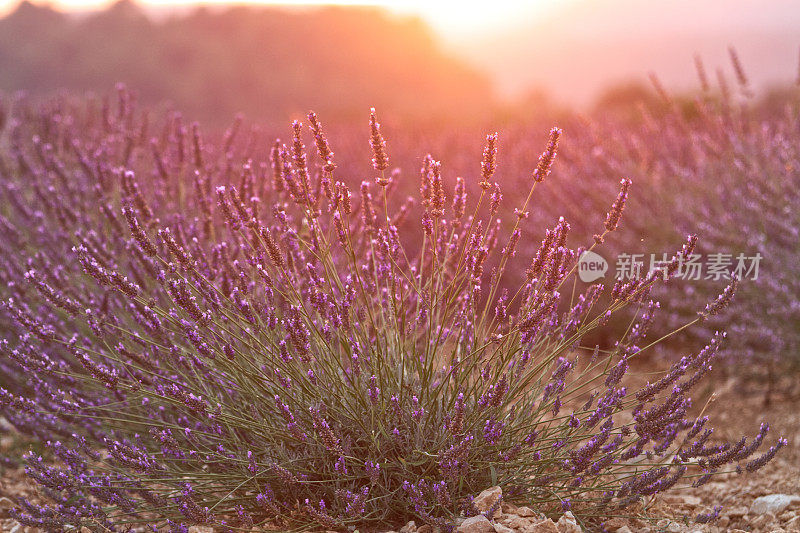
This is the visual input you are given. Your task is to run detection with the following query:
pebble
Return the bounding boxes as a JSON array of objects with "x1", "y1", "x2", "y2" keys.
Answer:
[
  {"x1": 1, "y1": 520, "x2": 25, "y2": 533},
  {"x1": 502, "y1": 503, "x2": 519, "y2": 514},
  {"x1": 654, "y1": 519, "x2": 681, "y2": 532},
  {"x1": 457, "y1": 515, "x2": 494, "y2": 533},
  {"x1": 0, "y1": 497, "x2": 13, "y2": 519},
  {"x1": 502, "y1": 516, "x2": 536, "y2": 530},
  {"x1": 752, "y1": 495, "x2": 800, "y2": 515},
  {"x1": 473, "y1": 486, "x2": 503, "y2": 513},
  {"x1": 400, "y1": 520, "x2": 418, "y2": 533},
  {"x1": 515, "y1": 506, "x2": 538, "y2": 518},
  {"x1": 556, "y1": 511, "x2": 581, "y2": 533},
  {"x1": 528, "y1": 519, "x2": 559, "y2": 533},
  {"x1": 493, "y1": 524, "x2": 514, "y2": 533}
]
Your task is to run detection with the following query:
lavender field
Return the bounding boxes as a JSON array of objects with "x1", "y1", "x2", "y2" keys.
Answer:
[{"x1": 0, "y1": 2, "x2": 798, "y2": 533}]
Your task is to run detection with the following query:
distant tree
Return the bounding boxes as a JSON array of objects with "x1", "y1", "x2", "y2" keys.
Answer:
[{"x1": 0, "y1": 0, "x2": 493, "y2": 126}]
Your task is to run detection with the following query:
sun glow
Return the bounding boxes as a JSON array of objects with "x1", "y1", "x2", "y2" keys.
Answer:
[{"x1": 0, "y1": 0, "x2": 556, "y2": 39}]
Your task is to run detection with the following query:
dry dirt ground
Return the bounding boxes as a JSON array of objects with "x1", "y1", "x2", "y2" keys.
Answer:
[
  {"x1": 631, "y1": 374, "x2": 800, "y2": 533},
  {"x1": 1, "y1": 374, "x2": 798, "y2": 533}
]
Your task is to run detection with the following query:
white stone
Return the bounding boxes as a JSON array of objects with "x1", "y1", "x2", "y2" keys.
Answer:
[
  {"x1": 457, "y1": 515, "x2": 495, "y2": 533},
  {"x1": 752, "y1": 495, "x2": 800, "y2": 515},
  {"x1": 556, "y1": 511, "x2": 582, "y2": 533}
]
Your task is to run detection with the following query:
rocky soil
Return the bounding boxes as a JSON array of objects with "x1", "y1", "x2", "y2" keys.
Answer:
[
  {"x1": 385, "y1": 374, "x2": 800, "y2": 533},
  {"x1": 1, "y1": 375, "x2": 798, "y2": 532}
]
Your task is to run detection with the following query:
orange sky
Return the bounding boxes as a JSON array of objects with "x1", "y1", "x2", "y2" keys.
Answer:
[
  {"x1": 4, "y1": 0, "x2": 797, "y2": 106},
  {"x1": 0, "y1": 0, "x2": 564, "y2": 39}
]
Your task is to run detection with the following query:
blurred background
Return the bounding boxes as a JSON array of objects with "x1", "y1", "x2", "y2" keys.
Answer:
[
  {"x1": 1, "y1": 0, "x2": 799, "y2": 380},
  {"x1": 0, "y1": 0, "x2": 798, "y2": 126}
]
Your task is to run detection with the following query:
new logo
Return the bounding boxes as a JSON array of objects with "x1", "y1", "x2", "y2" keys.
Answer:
[{"x1": 578, "y1": 250, "x2": 608, "y2": 282}]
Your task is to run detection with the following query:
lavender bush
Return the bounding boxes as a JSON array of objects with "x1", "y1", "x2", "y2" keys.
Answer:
[{"x1": 0, "y1": 90, "x2": 786, "y2": 532}]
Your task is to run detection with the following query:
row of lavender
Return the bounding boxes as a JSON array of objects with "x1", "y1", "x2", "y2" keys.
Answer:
[
  {"x1": 555, "y1": 73, "x2": 800, "y2": 380},
  {"x1": 0, "y1": 89, "x2": 786, "y2": 531}
]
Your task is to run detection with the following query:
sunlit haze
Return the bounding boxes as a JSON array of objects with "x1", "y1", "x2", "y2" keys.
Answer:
[
  {"x1": 1, "y1": 0, "x2": 798, "y2": 109},
  {"x1": 0, "y1": 0, "x2": 563, "y2": 38}
]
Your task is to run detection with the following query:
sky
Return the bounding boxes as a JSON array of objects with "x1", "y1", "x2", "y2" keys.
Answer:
[
  {"x1": 0, "y1": 0, "x2": 565, "y2": 39},
  {"x1": 2, "y1": 0, "x2": 798, "y2": 107}
]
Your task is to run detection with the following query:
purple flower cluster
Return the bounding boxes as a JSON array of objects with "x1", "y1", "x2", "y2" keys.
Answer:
[{"x1": 0, "y1": 88, "x2": 785, "y2": 531}]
